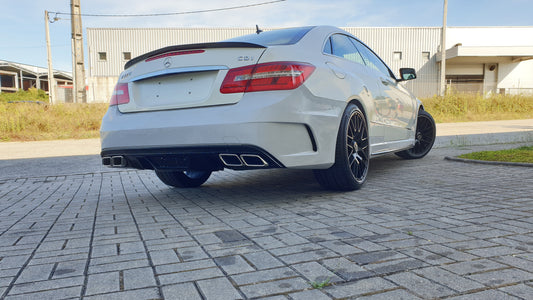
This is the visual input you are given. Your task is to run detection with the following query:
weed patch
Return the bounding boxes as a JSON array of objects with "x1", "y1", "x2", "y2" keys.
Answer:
[{"x1": 421, "y1": 93, "x2": 533, "y2": 123}]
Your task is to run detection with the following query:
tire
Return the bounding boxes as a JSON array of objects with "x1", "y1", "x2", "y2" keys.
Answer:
[
  {"x1": 396, "y1": 109, "x2": 436, "y2": 159},
  {"x1": 314, "y1": 103, "x2": 369, "y2": 191},
  {"x1": 155, "y1": 170, "x2": 211, "y2": 188}
]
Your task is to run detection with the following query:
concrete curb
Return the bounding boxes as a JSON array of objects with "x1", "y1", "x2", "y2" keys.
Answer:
[
  {"x1": 434, "y1": 131, "x2": 533, "y2": 148},
  {"x1": 444, "y1": 156, "x2": 533, "y2": 167}
]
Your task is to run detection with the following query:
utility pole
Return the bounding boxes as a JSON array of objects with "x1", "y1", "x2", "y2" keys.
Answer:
[
  {"x1": 71, "y1": 0, "x2": 86, "y2": 103},
  {"x1": 45, "y1": 11, "x2": 56, "y2": 104},
  {"x1": 439, "y1": 0, "x2": 448, "y2": 96}
]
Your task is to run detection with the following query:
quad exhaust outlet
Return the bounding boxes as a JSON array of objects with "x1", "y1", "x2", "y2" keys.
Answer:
[
  {"x1": 219, "y1": 154, "x2": 269, "y2": 168},
  {"x1": 102, "y1": 156, "x2": 127, "y2": 167}
]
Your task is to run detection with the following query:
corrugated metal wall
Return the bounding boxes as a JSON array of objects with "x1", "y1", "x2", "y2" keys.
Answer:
[
  {"x1": 87, "y1": 27, "x2": 442, "y2": 101},
  {"x1": 87, "y1": 28, "x2": 257, "y2": 78},
  {"x1": 343, "y1": 27, "x2": 441, "y2": 97}
]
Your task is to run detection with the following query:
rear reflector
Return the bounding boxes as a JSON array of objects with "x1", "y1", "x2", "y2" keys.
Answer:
[
  {"x1": 145, "y1": 50, "x2": 205, "y2": 62},
  {"x1": 220, "y1": 62, "x2": 315, "y2": 94},
  {"x1": 110, "y1": 83, "x2": 130, "y2": 106}
]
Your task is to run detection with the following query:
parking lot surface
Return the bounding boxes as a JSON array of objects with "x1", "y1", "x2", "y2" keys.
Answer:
[{"x1": 1, "y1": 143, "x2": 532, "y2": 299}]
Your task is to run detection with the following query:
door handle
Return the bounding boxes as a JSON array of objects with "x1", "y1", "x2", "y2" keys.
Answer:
[{"x1": 380, "y1": 78, "x2": 392, "y2": 85}]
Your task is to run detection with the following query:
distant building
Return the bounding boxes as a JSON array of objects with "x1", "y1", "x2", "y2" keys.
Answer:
[
  {"x1": 0, "y1": 60, "x2": 73, "y2": 102},
  {"x1": 86, "y1": 26, "x2": 533, "y2": 103}
]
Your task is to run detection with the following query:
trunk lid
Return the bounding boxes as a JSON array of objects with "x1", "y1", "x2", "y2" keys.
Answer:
[{"x1": 118, "y1": 42, "x2": 267, "y2": 113}]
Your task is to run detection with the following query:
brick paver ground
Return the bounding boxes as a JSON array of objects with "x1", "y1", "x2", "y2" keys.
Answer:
[{"x1": 0, "y1": 146, "x2": 532, "y2": 299}]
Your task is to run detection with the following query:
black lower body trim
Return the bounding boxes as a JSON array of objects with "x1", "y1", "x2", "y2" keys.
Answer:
[{"x1": 101, "y1": 145, "x2": 285, "y2": 171}]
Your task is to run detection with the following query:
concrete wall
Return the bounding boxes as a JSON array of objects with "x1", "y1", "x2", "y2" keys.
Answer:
[{"x1": 88, "y1": 76, "x2": 118, "y2": 103}]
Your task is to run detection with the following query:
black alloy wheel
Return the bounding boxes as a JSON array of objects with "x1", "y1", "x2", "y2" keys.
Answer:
[
  {"x1": 155, "y1": 170, "x2": 212, "y2": 188},
  {"x1": 396, "y1": 109, "x2": 436, "y2": 159},
  {"x1": 314, "y1": 104, "x2": 369, "y2": 191}
]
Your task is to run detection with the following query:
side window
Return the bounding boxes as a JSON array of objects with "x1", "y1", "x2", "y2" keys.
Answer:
[
  {"x1": 351, "y1": 39, "x2": 392, "y2": 77},
  {"x1": 323, "y1": 38, "x2": 332, "y2": 54},
  {"x1": 330, "y1": 34, "x2": 365, "y2": 66}
]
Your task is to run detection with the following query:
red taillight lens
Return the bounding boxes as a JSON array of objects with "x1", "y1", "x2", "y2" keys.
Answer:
[
  {"x1": 220, "y1": 62, "x2": 315, "y2": 94},
  {"x1": 110, "y1": 83, "x2": 130, "y2": 106}
]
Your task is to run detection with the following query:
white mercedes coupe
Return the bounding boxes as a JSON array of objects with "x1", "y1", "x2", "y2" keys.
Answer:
[{"x1": 100, "y1": 26, "x2": 436, "y2": 190}]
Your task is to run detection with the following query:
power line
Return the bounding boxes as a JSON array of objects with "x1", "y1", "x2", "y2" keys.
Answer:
[{"x1": 49, "y1": 0, "x2": 286, "y2": 18}]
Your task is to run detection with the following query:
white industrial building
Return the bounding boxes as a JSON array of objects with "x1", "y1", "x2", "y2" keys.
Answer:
[{"x1": 86, "y1": 26, "x2": 533, "y2": 103}]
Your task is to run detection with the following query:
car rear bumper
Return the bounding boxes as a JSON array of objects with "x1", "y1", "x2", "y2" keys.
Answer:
[
  {"x1": 101, "y1": 145, "x2": 284, "y2": 171},
  {"x1": 100, "y1": 88, "x2": 344, "y2": 169}
]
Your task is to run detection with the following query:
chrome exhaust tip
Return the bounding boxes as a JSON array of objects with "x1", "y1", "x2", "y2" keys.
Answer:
[
  {"x1": 102, "y1": 157, "x2": 111, "y2": 166},
  {"x1": 240, "y1": 154, "x2": 269, "y2": 167},
  {"x1": 111, "y1": 156, "x2": 127, "y2": 167},
  {"x1": 219, "y1": 154, "x2": 243, "y2": 167},
  {"x1": 102, "y1": 156, "x2": 126, "y2": 167}
]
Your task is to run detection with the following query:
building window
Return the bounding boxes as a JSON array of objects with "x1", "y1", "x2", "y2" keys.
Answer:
[
  {"x1": 98, "y1": 52, "x2": 107, "y2": 61},
  {"x1": 422, "y1": 51, "x2": 430, "y2": 61},
  {"x1": 393, "y1": 51, "x2": 402, "y2": 61},
  {"x1": 123, "y1": 52, "x2": 132, "y2": 60}
]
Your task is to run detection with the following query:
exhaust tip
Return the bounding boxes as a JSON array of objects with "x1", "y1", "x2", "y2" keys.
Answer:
[
  {"x1": 102, "y1": 157, "x2": 111, "y2": 166},
  {"x1": 240, "y1": 154, "x2": 269, "y2": 167},
  {"x1": 111, "y1": 156, "x2": 127, "y2": 167},
  {"x1": 219, "y1": 154, "x2": 243, "y2": 167},
  {"x1": 102, "y1": 156, "x2": 127, "y2": 167}
]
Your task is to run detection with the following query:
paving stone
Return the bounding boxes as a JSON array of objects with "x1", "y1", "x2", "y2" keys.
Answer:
[
  {"x1": 386, "y1": 271, "x2": 455, "y2": 298},
  {"x1": 149, "y1": 249, "x2": 180, "y2": 265},
  {"x1": 414, "y1": 266, "x2": 485, "y2": 293},
  {"x1": 292, "y1": 261, "x2": 342, "y2": 283},
  {"x1": 9, "y1": 276, "x2": 84, "y2": 295},
  {"x1": 14, "y1": 264, "x2": 55, "y2": 284},
  {"x1": 442, "y1": 259, "x2": 508, "y2": 275},
  {"x1": 467, "y1": 268, "x2": 533, "y2": 287},
  {"x1": 325, "y1": 277, "x2": 398, "y2": 298},
  {"x1": 356, "y1": 289, "x2": 423, "y2": 300},
  {"x1": 85, "y1": 272, "x2": 119, "y2": 295},
  {"x1": 158, "y1": 267, "x2": 223, "y2": 285},
  {"x1": 214, "y1": 255, "x2": 255, "y2": 275},
  {"x1": 467, "y1": 246, "x2": 525, "y2": 258},
  {"x1": 88, "y1": 259, "x2": 150, "y2": 274},
  {"x1": 319, "y1": 240, "x2": 365, "y2": 255},
  {"x1": 239, "y1": 277, "x2": 309, "y2": 298},
  {"x1": 231, "y1": 267, "x2": 298, "y2": 285},
  {"x1": 123, "y1": 267, "x2": 157, "y2": 290},
  {"x1": 197, "y1": 277, "x2": 243, "y2": 299},
  {"x1": 348, "y1": 250, "x2": 406, "y2": 265},
  {"x1": 289, "y1": 289, "x2": 332, "y2": 300},
  {"x1": 445, "y1": 289, "x2": 521, "y2": 300},
  {"x1": 278, "y1": 248, "x2": 338, "y2": 264},
  {"x1": 214, "y1": 230, "x2": 248, "y2": 243},
  {"x1": 365, "y1": 258, "x2": 427, "y2": 275},
  {"x1": 499, "y1": 283, "x2": 533, "y2": 300},
  {"x1": 83, "y1": 287, "x2": 160, "y2": 300},
  {"x1": 321, "y1": 257, "x2": 374, "y2": 281},
  {"x1": 4, "y1": 286, "x2": 82, "y2": 300},
  {"x1": 243, "y1": 251, "x2": 284, "y2": 270}
]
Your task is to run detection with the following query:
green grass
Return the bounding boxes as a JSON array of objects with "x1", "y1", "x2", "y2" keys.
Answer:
[
  {"x1": 310, "y1": 278, "x2": 331, "y2": 289},
  {"x1": 0, "y1": 88, "x2": 49, "y2": 103},
  {"x1": 458, "y1": 146, "x2": 533, "y2": 164},
  {"x1": 421, "y1": 93, "x2": 533, "y2": 123},
  {"x1": 0, "y1": 102, "x2": 108, "y2": 142}
]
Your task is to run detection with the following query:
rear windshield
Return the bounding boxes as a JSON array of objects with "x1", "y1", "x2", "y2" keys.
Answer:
[{"x1": 225, "y1": 26, "x2": 315, "y2": 46}]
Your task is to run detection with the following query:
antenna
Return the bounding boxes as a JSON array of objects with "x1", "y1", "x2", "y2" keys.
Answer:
[{"x1": 255, "y1": 24, "x2": 263, "y2": 34}]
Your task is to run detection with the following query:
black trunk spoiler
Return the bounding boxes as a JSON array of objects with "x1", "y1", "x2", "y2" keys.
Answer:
[{"x1": 124, "y1": 42, "x2": 267, "y2": 70}]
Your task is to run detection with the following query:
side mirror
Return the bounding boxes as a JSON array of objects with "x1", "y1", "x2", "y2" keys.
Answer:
[{"x1": 399, "y1": 68, "x2": 417, "y2": 81}]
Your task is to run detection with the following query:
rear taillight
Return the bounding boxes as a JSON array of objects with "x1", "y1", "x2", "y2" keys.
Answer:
[
  {"x1": 220, "y1": 62, "x2": 315, "y2": 94},
  {"x1": 110, "y1": 83, "x2": 130, "y2": 106}
]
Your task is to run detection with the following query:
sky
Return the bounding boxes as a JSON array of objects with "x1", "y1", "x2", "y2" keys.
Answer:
[{"x1": 1, "y1": 0, "x2": 532, "y2": 73}]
